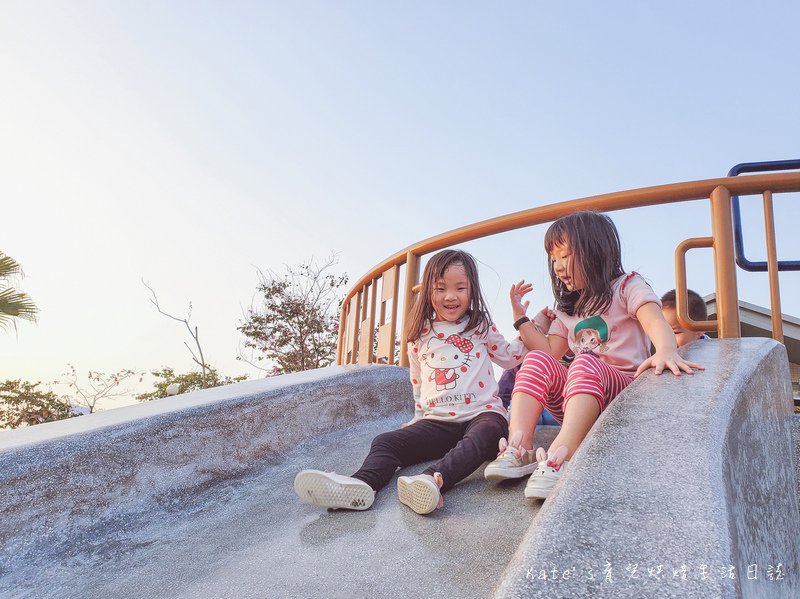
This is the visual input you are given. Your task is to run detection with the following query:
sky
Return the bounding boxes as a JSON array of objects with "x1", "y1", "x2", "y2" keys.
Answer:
[{"x1": 2, "y1": 1, "x2": 799, "y2": 409}]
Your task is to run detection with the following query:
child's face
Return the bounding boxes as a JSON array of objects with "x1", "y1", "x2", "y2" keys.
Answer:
[
  {"x1": 431, "y1": 263, "x2": 470, "y2": 323},
  {"x1": 550, "y1": 243, "x2": 583, "y2": 291},
  {"x1": 662, "y1": 306, "x2": 703, "y2": 348}
]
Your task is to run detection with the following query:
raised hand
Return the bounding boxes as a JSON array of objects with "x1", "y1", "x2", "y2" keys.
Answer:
[{"x1": 510, "y1": 280, "x2": 533, "y2": 319}]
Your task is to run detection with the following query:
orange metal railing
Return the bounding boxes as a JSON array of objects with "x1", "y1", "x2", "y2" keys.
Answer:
[{"x1": 337, "y1": 172, "x2": 800, "y2": 367}]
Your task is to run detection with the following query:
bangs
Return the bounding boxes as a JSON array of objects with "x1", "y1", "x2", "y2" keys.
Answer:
[
  {"x1": 544, "y1": 221, "x2": 570, "y2": 253},
  {"x1": 433, "y1": 257, "x2": 462, "y2": 281}
]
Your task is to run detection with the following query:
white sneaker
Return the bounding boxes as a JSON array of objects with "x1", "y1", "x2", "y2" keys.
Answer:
[
  {"x1": 524, "y1": 457, "x2": 569, "y2": 499},
  {"x1": 397, "y1": 474, "x2": 442, "y2": 515},
  {"x1": 294, "y1": 470, "x2": 375, "y2": 510},
  {"x1": 484, "y1": 445, "x2": 539, "y2": 481}
]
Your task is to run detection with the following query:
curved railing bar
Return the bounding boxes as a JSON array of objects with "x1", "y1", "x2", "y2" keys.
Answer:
[
  {"x1": 345, "y1": 173, "x2": 800, "y2": 299},
  {"x1": 729, "y1": 159, "x2": 800, "y2": 272},
  {"x1": 338, "y1": 171, "x2": 800, "y2": 366}
]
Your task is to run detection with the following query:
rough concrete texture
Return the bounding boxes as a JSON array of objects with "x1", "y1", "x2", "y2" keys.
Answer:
[
  {"x1": 494, "y1": 338, "x2": 799, "y2": 599},
  {"x1": 0, "y1": 364, "x2": 559, "y2": 598},
  {"x1": 2, "y1": 342, "x2": 798, "y2": 598},
  {"x1": 794, "y1": 414, "x2": 800, "y2": 501},
  {"x1": 0, "y1": 366, "x2": 408, "y2": 596}
]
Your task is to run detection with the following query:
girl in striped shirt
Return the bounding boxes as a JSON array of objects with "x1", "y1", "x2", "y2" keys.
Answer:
[{"x1": 484, "y1": 211, "x2": 703, "y2": 499}]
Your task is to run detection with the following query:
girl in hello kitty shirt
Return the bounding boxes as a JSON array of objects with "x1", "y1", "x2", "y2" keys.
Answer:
[{"x1": 294, "y1": 249, "x2": 546, "y2": 515}]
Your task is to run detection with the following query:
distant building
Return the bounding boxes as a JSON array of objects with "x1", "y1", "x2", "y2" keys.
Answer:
[{"x1": 704, "y1": 294, "x2": 800, "y2": 403}]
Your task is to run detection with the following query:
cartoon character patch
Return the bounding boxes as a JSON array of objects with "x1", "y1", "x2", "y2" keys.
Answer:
[
  {"x1": 421, "y1": 334, "x2": 474, "y2": 391},
  {"x1": 571, "y1": 315, "x2": 609, "y2": 354}
]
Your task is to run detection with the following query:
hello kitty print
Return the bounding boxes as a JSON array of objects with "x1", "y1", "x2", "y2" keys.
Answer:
[
  {"x1": 421, "y1": 334, "x2": 475, "y2": 391},
  {"x1": 407, "y1": 321, "x2": 528, "y2": 424}
]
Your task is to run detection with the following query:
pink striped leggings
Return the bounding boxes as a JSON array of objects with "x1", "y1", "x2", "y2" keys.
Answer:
[{"x1": 512, "y1": 350, "x2": 633, "y2": 424}]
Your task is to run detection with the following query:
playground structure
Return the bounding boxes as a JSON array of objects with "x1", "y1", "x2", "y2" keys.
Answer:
[
  {"x1": 1, "y1": 164, "x2": 798, "y2": 598},
  {"x1": 336, "y1": 160, "x2": 800, "y2": 367}
]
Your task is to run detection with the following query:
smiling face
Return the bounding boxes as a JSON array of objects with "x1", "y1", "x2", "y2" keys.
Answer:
[
  {"x1": 549, "y1": 242, "x2": 584, "y2": 292},
  {"x1": 431, "y1": 263, "x2": 470, "y2": 323}
]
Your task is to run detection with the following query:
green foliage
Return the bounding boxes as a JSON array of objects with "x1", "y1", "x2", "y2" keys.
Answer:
[
  {"x1": 0, "y1": 379, "x2": 78, "y2": 429},
  {"x1": 136, "y1": 367, "x2": 247, "y2": 401},
  {"x1": 0, "y1": 252, "x2": 38, "y2": 333},
  {"x1": 237, "y1": 257, "x2": 348, "y2": 375}
]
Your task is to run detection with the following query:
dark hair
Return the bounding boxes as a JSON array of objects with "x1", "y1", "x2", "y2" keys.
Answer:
[
  {"x1": 660, "y1": 289, "x2": 708, "y2": 322},
  {"x1": 405, "y1": 249, "x2": 491, "y2": 343},
  {"x1": 544, "y1": 211, "x2": 625, "y2": 317}
]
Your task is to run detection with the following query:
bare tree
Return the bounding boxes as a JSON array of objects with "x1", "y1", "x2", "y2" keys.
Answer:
[
  {"x1": 60, "y1": 364, "x2": 143, "y2": 414},
  {"x1": 143, "y1": 280, "x2": 211, "y2": 387}
]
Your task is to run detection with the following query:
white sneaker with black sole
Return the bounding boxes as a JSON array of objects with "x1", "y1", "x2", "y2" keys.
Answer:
[{"x1": 294, "y1": 470, "x2": 375, "y2": 510}]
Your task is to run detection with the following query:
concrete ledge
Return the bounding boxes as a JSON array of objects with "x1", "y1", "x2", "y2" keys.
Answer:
[
  {"x1": 0, "y1": 365, "x2": 410, "y2": 577},
  {"x1": 493, "y1": 338, "x2": 799, "y2": 598}
]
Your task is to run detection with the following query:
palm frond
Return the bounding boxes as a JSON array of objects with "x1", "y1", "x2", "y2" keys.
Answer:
[
  {"x1": 0, "y1": 253, "x2": 24, "y2": 280},
  {"x1": 0, "y1": 287, "x2": 38, "y2": 330}
]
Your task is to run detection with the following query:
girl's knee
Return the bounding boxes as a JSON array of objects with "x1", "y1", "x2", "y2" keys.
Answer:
[
  {"x1": 520, "y1": 349, "x2": 559, "y2": 371},
  {"x1": 566, "y1": 355, "x2": 603, "y2": 383},
  {"x1": 474, "y1": 412, "x2": 507, "y2": 435},
  {"x1": 569, "y1": 352, "x2": 603, "y2": 371},
  {"x1": 370, "y1": 430, "x2": 402, "y2": 450},
  {"x1": 469, "y1": 415, "x2": 507, "y2": 449}
]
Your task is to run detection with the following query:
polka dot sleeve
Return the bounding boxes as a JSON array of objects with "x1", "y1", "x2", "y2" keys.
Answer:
[{"x1": 484, "y1": 323, "x2": 527, "y2": 369}]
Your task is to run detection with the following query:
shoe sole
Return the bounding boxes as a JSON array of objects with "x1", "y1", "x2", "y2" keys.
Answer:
[
  {"x1": 524, "y1": 484, "x2": 553, "y2": 499},
  {"x1": 524, "y1": 468, "x2": 566, "y2": 500},
  {"x1": 294, "y1": 470, "x2": 374, "y2": 510},
  {"x1": 484, "y1": 463, "x2": 538, "y2": 481},
  {"x1": 397, "y1": 476, "x2": 440, "y2": 515}
]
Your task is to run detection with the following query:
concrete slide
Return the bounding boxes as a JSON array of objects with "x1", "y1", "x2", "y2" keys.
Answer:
[{"x1": 0, "y1": 339, "x2": 797, "y2": 598}]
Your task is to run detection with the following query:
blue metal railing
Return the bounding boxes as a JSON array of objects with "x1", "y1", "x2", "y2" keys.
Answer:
[{"x1": 729, "y1": 159, "x2": 800, "y2": 272}]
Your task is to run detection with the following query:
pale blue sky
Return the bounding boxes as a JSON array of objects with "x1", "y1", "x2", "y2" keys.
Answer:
[{"x1": 2, "y1": 1, "x2": 798, "y2": 405}]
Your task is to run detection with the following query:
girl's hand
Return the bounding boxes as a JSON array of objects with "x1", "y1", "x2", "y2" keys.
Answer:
[
  {"x1": 532, "y1": 306, "x2": 556, "y2": 334},
  {"x1": 400, "y1": 418, "x2": 420, "y2": 429},
  {"x1": 634, "y1": 302, "x2": 704, "y2": 378},
  {"x1": 634, "y1": 349, "x2": 704, "y2": 378},
  {"x1": 510, "y1": 280, "x2": 533, "y2": 320}
]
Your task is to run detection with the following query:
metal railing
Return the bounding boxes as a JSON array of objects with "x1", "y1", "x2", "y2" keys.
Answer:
[{"x1": 337, "y1": 171, "x2": 800, "y2": 367}]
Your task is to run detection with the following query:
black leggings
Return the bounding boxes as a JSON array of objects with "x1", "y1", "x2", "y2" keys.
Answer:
[{"x1": 351, "y1": 412, "x2": 508, "y2": 493}]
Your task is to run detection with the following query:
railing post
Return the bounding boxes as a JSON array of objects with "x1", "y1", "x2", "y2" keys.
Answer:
[
  {"x1": 336, "y1": 301, "x2": 347, "y2": 365},
  {"x1": 762, "y1": 190, "x2": 784, "y2": 342},
  {"x1": 398, "y1": 252, "x2": 420, "y2": 367},
  {"x1": 674, "y1": 237, "x2": 717, "y2": 333},
  {"x1": 710, "y1": 185, "x2": 741, "y2": 338}
]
